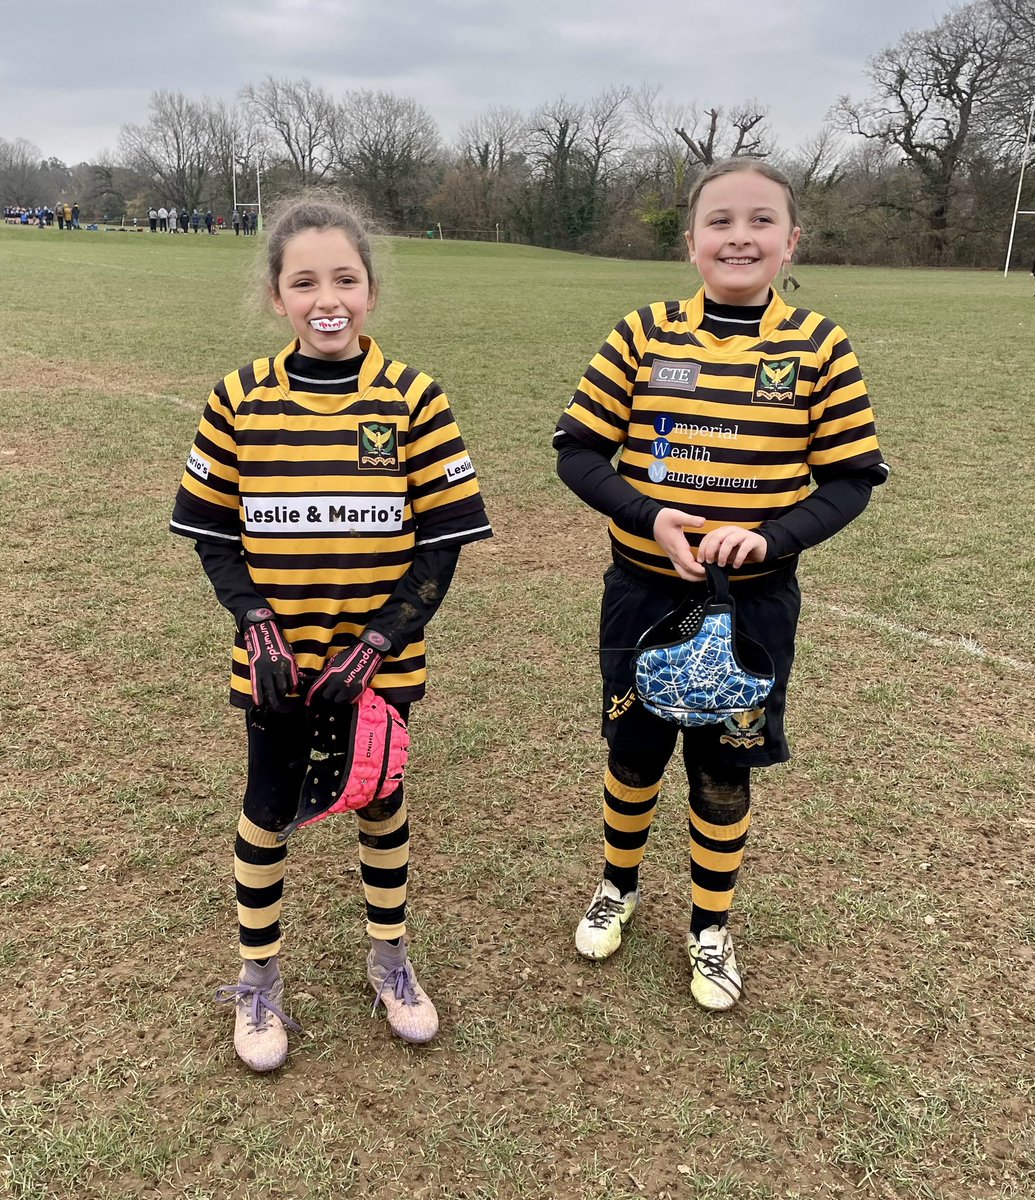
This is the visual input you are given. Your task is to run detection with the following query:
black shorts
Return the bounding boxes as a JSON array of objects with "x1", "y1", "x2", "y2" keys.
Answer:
[{"x1": 599, "y1": 557, "x2": 801, "y2": 771}]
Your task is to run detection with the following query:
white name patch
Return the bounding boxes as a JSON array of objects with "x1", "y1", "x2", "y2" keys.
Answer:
[
  {"x1": 242, "y1": 495, "x2": 405, "y2": 534},
  {"x1": 444, "y1": 455, "x2": 474, "y2": 483},
  {"x1": 187, "y1": 449, "x2": 211, "y2": 479}
]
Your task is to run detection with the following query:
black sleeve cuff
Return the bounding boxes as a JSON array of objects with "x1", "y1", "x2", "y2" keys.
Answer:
[{"x1": 758, "y1": 474, "x2": 873, "y2": 559}]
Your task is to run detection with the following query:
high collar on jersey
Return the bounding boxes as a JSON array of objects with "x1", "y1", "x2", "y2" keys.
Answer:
[
  {"x1": 684, "y1": 286, "x2": 795, "y2": 343},
  {"x1": 271, "y1": 334, "x2": 385, "y2": 401}
]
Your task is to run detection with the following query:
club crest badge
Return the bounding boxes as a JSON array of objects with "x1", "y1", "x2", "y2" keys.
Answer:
[
  {"x1": 358, "y1": 421, "x2": 399, "y2": 471},
  {"x1": 719, "y1": 707, "x2": 767, "y2": 749},
  {"x1": 752, "y1": 358, "x2": 799, "y2": 406}
]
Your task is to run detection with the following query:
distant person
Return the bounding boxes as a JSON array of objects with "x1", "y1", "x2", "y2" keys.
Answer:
[
  {"x1": 168, "y1": 205, "x2": 178, "y2": 232},
  {"x1": 63, "y1": 202, "x2": 72, "y2": 229},
  {"x1": 71, "y1": 202, "x2": 80, "y2": 230},
  {"x1": 169, "y1": 192, "x2": 492, "y2": 1071},
  {"x1": 148, "y1": 207, "x2": 158, "y2": 233},
  {"x1": 56, "y1": 203, "x2": 65, "y2": 231},
  {"x1": 557, "y1": 158, "x2": 887, "y2": 1012},
  {"x1": 204, "y1": 209, "x2": 214, "y2": 235},
  {"x1": 180, "y1": 207, "x2": 190, "y2": 234},
  {"x1": 232, "y1": 208, "x2": 241, "y2": 236},
  {"x1": 782, "y1": 258, "x2": 800, "y2": 292},
  {"x1": 158, "y1": 205, "x2": 168, "y2": 233},
  {"x1": 191, "y1": 209, "x2": 201, "y2": 234}
]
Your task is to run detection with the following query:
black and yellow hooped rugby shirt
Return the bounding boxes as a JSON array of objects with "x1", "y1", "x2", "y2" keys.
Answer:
[
  {"x1": 556, "y1": 288, "x2": 886, "y2": 579},
  {"x1": 171, "y1": 336, "x2": 492, "y2": 707}
]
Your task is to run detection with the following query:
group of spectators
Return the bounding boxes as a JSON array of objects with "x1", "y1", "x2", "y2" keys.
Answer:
[
  {"x1": 4, "y1": 202, "x2": 80, "y2": 228},
  {"x1": 3, "y1": 202, "x2": 260, "y2": 234},
  {"x1": 147, "y1": 206, "x2": 259, "y2": 235}
]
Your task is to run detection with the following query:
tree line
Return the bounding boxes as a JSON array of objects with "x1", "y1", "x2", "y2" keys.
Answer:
[{"x1": 3, "y1": 0, "x2": 1034, "y2": 267}]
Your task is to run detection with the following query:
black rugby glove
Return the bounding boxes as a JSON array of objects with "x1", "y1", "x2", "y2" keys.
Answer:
[
  {"x1": 242, "y1": 608, "x2": 300, "y2": 712},
  {"x1": 307, "y1": 628, "x2": 391, "y2": 706}
]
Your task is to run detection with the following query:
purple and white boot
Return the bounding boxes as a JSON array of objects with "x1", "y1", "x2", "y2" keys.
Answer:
[
  {"x1": 216, "y1": 957, "x2": 301, "y2": 1072},
  {"x1": 366, "y1": 939, "x2": 439, "y2": 1044}
]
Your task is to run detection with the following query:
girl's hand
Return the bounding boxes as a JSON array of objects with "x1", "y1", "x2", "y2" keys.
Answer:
[
  {"x1": 242, "y1": 610, "x2": 300, "y2": 712},
  {"x1": 696, "y1": 526, "x2": 768, "y2": 570},
  {"x1": 653, "y1": 507, "x2": 707, "y2": 580},
  {"x1": 308, "y1": 629, "x2": 391, "y2": 706}
]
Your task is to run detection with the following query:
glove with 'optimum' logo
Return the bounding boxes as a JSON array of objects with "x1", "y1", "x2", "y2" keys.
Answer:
[
  {"x1": 242, "y1": 608, "x2": 300, "y2": 712},
  {"x1": 307, "y1": 629, "x2": 392, "y2": 707}
]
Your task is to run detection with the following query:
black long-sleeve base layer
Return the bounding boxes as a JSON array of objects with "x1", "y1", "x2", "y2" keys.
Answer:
[
  {"x1": 194, "y1": 538, "x2": 460, "y2": 653},
  {"x1": 554, "y1": 432, "x2": 878, "y2": 561}
]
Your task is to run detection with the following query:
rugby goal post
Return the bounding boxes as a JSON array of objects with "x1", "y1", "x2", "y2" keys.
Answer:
[
  {"x1": 231, "y1": 137, "x2": 264, "y2": 233},
  {"x1": 1004, "y1": 96, "x2": 1035, "y2": 276}
]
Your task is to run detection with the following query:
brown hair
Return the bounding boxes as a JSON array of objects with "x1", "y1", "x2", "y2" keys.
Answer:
[
  {"x1": 263, "y1": 190, "x2": 379, "y2": 298},
  {"x1": 685, "y1": 158, "x2": 798, "y2": 231}
]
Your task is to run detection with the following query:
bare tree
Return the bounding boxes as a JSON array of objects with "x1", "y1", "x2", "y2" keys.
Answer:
[
  {"x1": 458, "y1": 105, "x2": 527, "y2": 172},
  {"x1": 333, "y1": 90, "x2": 441, "y2": 228},
  {"x1": 583, "y1": 88, "x2": 631, "y2": 188},
  {"x1": 783, "y1": 126, "x2": 848, "y2": 193},
  {"x1": 516, "y1": 92, "x2": 635, "y2": 248},
  {"x1": 835, "y1": 1, "x2": 1011, "y2": 260},
  {"x1": 576, "y1": 88, "x2": 633, "y2": 239},
  {"x1": 433, "y1": 106, "x2": 529, "y2": 235},
  {"x1": 525, "y1": 96, "x2": 584, "y2": 181},
  {"x1": 241, "y1": 77, "x2": 336, "y2": 184},
  {"x1": 990, "y1": 0, "x2": 1035, "y2": 40},
  {"x1": 986, "y1": 0, "x2": 1035, "y2": 150},
  {"x1": 202, "y1": 99, "x2": 253, "y2": 215},
  {"x1": 0, "y1": 137, "x2": 44, "y2": 206},
  {"x1": 631, "y1": 85, "x2": 695, "y2": 203},
  {"x1": 674, "y1": 101, "x2": 772, "y2": 166},
  {"x1": 119, "y1": 91, "x2": 215, "y2": 212},
  {"x1": 518, "y1": 96, "x2": 586, "y2": 245}
]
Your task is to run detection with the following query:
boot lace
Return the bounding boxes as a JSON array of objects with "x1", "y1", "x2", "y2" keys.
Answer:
[
  {"x1": 216, "y1": 982, "x2": 302, "y2": 1033},
  {"x1": 585, "y1": 893, "x2": 627, "y2": 930},
  {"x1": 691, "y1": 940, "x2": 740, "y2": 1002},
  {"x1": 371, "y1": 962, "x2": 422, "y2": 1014}
]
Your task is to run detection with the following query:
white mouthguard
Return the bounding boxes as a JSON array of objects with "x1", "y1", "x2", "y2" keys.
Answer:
[{"x1": 309, "y1": 317, "x2": 349, "y2": 332}]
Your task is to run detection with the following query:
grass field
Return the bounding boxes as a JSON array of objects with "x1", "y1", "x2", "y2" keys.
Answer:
[{"x1": 0, "y1": 222, "x2": 1033, "y2": 1200}]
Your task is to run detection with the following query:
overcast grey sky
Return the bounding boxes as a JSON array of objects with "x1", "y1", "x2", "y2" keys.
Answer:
[{"x1": 4, "y1": 0, "x2": 949, "y2": 165}]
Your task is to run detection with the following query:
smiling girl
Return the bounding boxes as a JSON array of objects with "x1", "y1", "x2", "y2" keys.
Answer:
[
  {"x1": 171, "y1": 193, "x2": 491, "y2": 1070},
  {"x1": 555, "y1": 158, "x2": 887, "y2": 1011}
]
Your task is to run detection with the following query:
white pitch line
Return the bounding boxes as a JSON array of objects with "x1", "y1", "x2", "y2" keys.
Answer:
[
  {"x1": 145, "y1": 392, "x2": 195, "y2": 410},
  {"x1": 820, "y1": 603, "x2": 1035, "y2": 676}
]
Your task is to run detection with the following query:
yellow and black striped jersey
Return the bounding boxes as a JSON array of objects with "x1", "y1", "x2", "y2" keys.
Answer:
[
  {"x1": 556, "y1": 288, "x2": 886, "y2": 578},
  {"x1": 171, "y1": 336, "x2": 492, "y2": 706}
]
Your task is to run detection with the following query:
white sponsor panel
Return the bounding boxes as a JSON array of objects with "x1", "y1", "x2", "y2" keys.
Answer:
[
  {"x1": 242, "y1": 495, "x2": 405, "y2": 534},
  {"x1": 444, "y1": 454, "x2": 474, "y2": 482},
  {"x1": 187, "y1": 449, "x2": 211, "y2": 479}
]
